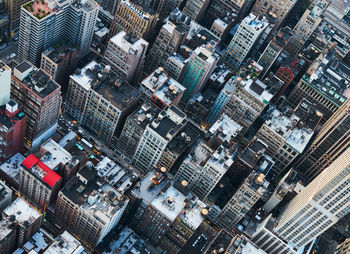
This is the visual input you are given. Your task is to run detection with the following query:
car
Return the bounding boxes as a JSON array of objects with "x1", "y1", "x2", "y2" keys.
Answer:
[{"x1": 9, "y1": 53, "x2": 16, "y2": 59}]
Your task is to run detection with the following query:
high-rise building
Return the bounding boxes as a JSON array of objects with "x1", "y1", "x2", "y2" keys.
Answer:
[
  {"x1": 287, "y1": 51, "x2": 349, "y2": 121},
  {"x1": 99, "y1": 0, "x2": 119, "y2": 15},
  {"x1": 18, "y1": 0, "x2": 99, "y2": 66},
  {"x1": 11, "y1": 62, "x2": 61, "y2": 149},
  {"x1": 251, "y1": 214, "x2": 297, "y2": 254},
  {"x1": 0, "y1": 197, "x2": 42, "y2": 254},
  {"x1": 252, "y1": 0, "x2": 296, "y2": 24},
  {"x1": 143, "y1": 9, "x2": 190, "y2": 75},
  {"x1": 131, "y1": 170, "x2": 207, "y2": 250},
  {"x1": 294, "y1": 98, "x2": 350, "y2": 182},
  {"x1": 257, "y1": 27, "x2": 293, "y2": 78},
  {"x1": 181, "y1": 44, "x2": 219, "y2": 102},
  {"x1": 286, "y1": 0, "x2": 328, "y2": 53},
  {"x1": 0, "y1": 100, "x2": 26, "y2": 162},
  {"x1": 109, "y1": 0, "x2": 158, "y2": 41},
  {"x1": 206, "y1": 77, "x2": 235, "y2": 124},
  {"x1": 223, "y1": 14, "x2": 268, "y2": 71},
  {"x1": 20, "y1": 154, "x2": 62, "y2": 210},
  {"x1": 215, "y1": 159, "x2": 271, "y2": 232},
  {"x1": 254, "y1": 105, "x2": 318, "y2": 177},
  {"x1": 150, "y1": 0, "x2": 182, "y2": 19},
  {"x1": 175, "y1": 115, "x2": 242, "y2": 200},
  {"x1": 133, "y1": 106, "x2": 187, "y2": 173},
  {"x1": 206, "y1": 0, "x2": 245, "y2": 25},
  {"x1": 182, "y1": 0, "x2": 210, "y2": 22},
  {"x1": 55, "y1": 166, "x2": 128, "y2": 251},
  {"x1": 65, "y1": 61, "x2": 141, "y2": 143},
  {"x1": 104, "y1": 31, "x2": 149, "y2": 85},
  {"x1": 165, "y1": 53, "x2": 187, "y2": 81},
  {"x1": 140, "y1": 67, "x2": 185, "y2": 109},
  {"x1": 3, "y1": 0, "x2": 31, "y2": 31},
  {"x1": 222, "y1": 78, "x2": 273, "y2": 133},
  {"x1": 274, "y1": 147, "x2": 350, "y2": 249},
  {"x1": 336, "y1": 238, "x2": 350, "y2": 254},
  {"x1": 118, "y1": 103, "x2": 160, "y2": 158},
  {"x1": 40, "y1": 42, "x2": 80, "y2": 90},
  {"x1": 0, "y1": 61, "x2": 11, "y2": 106}
]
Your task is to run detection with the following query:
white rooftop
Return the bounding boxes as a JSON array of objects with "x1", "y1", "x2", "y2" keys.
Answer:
[
  {"x1": 241, "y1": 241, "x2": 266, "y2": 254},
  {"x1": 209, "y1": 114, "x2": 243, "y2": 142},
  {"x1": 70, "y1": 61, "x2": 98, "y2": 90},
  {"x1": 44, "y1": 231, "x2": 85, "y2": 254},
  {"x1": 14, "y1": 229, "x2": 54, "y2": 253},
  {"x1": 109, "y1": 31, "x2": 148, "y2": 53},
  {"x1": 151, "y1": 185, "x2": 186, "y2": 222},
  {"x1": 181, "y1": 198, "x2": 206, "y2": 230},
  {"x1": 58, "y1": 131, "x2": 76, "y2": 148},
  {"x1": 41, "y1": 139, "x2": 72, "y2": 170},
  {"x1": 0, "y1": 153, "x2": 24, "y2": 183},
  {"x1": 3, "y1": 198, "x2": 41, "y2": 225},
  {"x1": 265, "y1": 110, "x2": 314, "y2": 153},
  {"x1": 242, "y1": 79, "x2": 273, "y2": 103}
]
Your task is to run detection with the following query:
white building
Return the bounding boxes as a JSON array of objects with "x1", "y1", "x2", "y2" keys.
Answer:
[
  {"x1": 44, "y1": 231, "x2": 85, "y2": 254},
  {"x1": 274, "y1": 147, "x2": 350, "y2": 249},
  {"x1": 223, "y1": 13, "x2": 268, "y2": 70},
  {"x1": 133, "y1": 106, "x2": 187, "y2": 173},
  {"x1": 104, "y1": 31, "x2": 148, "y2": 85},
  {"x1": 0, "y1": 61, "x2": 11, "y2": 106},
  {"x1": 18, "y1": 0, "x2": 99, "y2": 65}
]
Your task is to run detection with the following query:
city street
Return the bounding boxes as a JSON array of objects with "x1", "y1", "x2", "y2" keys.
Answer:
[{"x1": 0, "y1": 41, "x2": 18, "y2": 64}]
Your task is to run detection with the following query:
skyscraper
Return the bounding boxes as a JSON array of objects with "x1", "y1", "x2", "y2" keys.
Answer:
[
  {"x1": 181, "y1": 44, "x2": 219, "y2": 102},
  {"x1": 182, "y1": 0, "x2": 210, "y2": 22},
  {"x1": 252, "y1": 0, "x2": 296, "y2": 25},
  {"x1": 109, "y1": 0, "x2": 158, "y2": 41},
  {"x1": 294, "y1": 98, "x2": 350, "y2": 182},
  {"x1": 104, "y1": 31, "x2": 149, "y2": 85},
  {"x1": 133, "y1": 106, "x2": 187, "y2": 173},
  {"x1": 4, "y1": 0, "x2": 31, "y2": 31},
  {"x1": 286, "y1": 0, "x2": 328, "y2": 53},
  {"x1": 223, "y1": 14, "x2": 268, "y2": 71},
  {"x1": 274, "y1": 147, "x2": 350, "y2": 249},
  {"x1": 11, "y1": 62, "x2": 61, "y2": 149},
  {"x1": 18, "y1": 0, "x2": 99, "y2": 66},
  {"x1": 143, "y1": 9, "x2": 190, "y2": 76}
]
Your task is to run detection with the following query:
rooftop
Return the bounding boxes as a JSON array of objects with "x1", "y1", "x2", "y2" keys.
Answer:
[
  {"x1": 3, "y1": 197, "x2": 41, "y2": 225},
  {"x1": 240, "y1": 78, "x2": 274, "y2": 104},
  {"x1": 148, "y1": 106, "x2": 187, "y2": 140},
  {"x1": 0, "y1": 153, "x2": 25, "y2": 183},
  {"x1": 14, "y1": 62, "x2": 60, "y2": 99},
  {"x1": 181, "y1": 197, "x2": 206, "y2": 230},
  {"x1": 243, "y1": 13, "x2": 269, "y2": 31},
  {"x1": 264, "y1": 109, "x2": 314, "y2": 153},
  {"x1": 128, "y1": 103, "x2": 161, "y2": 130},
  {"x1": 209, "y1": 114, "x2": 243, "y2": 142},
  {"x1": 22, "y1": 154, "x2": 62, "y2": 188},
  {"x1": 132, "y1": 170, "x2": 171, "y2": 204},
  {"x1": 120, "y1": 0, "x2": 156, "y2": 19},
  {"x1": 151, "y1": 185, "x2": 186, "y2": 222},
  {"x1": 0, "y1": 180, "x2": 11, "y2": 205},
  {"x1": 14, "y1": 229, "x2": 54, "y2": 254},
  {"x1": 42, "y1": 42, "x2": 79, "y2": 64},
  {"x1": 71, "y1": 61, "x2": 140, "y2": 110},
  {"x1": 41, "y1": 139, "x2": 72, "y2": 170},
  {"x1": 63, "y1": 167, "x2": 127, "y2": 225},
  {"x1": 45, "y1": 231, "x2": 85, "y2": 254},
  {"x1": 109, "y1": 31, "x2": 148, "y2": 54},
  {"x1": 142, "y1": 68, "x2": 185, "y2": 105},
  {"x1": 239, "y1": 139, "x2": 268, "y2": 169}
]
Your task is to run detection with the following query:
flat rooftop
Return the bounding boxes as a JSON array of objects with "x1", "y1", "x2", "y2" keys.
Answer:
[
  {"x1": 45, "y1": 231, "x2": 85, "y2": 254},
  {"x1": 0, "y1": 153, "x2": 25, "y2": 183},
  {"x1": 132, "y1": 170, "x2": 171, "y2": 204},
  {"x1": 128, "y1": 103, "x2": 161, "y2": 130},
  {"x1": 42, "y1": 42, "x2": 79, "y2": 64},
  {"x1": 3, "y1": 197, "x2": 41, "y2": 225},
  {"x1": 22, "y1": 154, "x2": 62, "y2": 188},
  {"x1": 14, "y1": 62, "x2": 60, "y2": 99},
  {"x1": 70, "y1": 61, "x2": 140, "y2": 110},
  {"x1": 264, "y1": 109, "x2": 314, "y2": 153},
  {"x1": 151, "y1": 185, "x2": 186, "y2": 222},
  {"x1": 209, "y1": 114, "x2": 243, "y2": 142},
  {"x1": 109, "y1": 31, "x2": 148, "y2": 53},
  {"x1": 41, "y1": 139, "x2": 72, "y2": 170},
  {"x1": 181, "y1": 198, "x2": 206, "y2": 230},
  {"x1": 13, "y1": 229, "x2": 54, "y2": 253}
]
